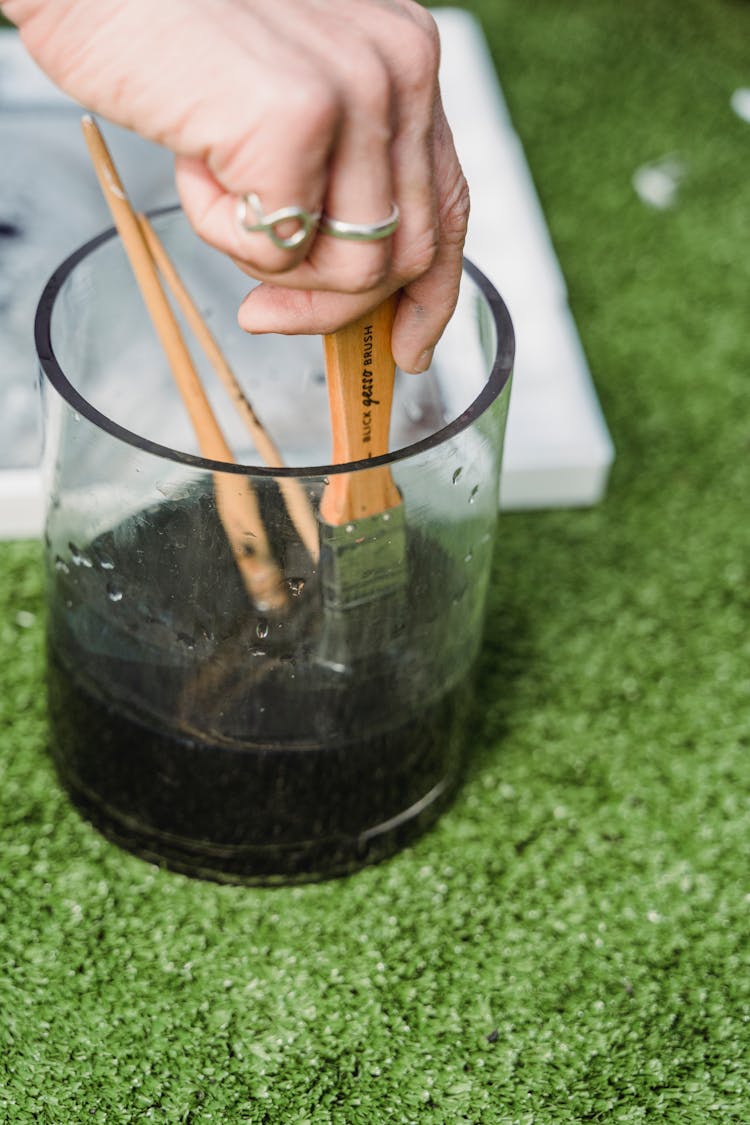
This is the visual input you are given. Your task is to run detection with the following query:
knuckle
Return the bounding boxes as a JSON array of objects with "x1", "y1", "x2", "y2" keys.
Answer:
[
  {"x1": 405, "y1": 0, "x2": 441, "y2": 40},
  {"x1": 337, "y1": 253, "x2": 389, "y2": 293},
  {"x1": 440, "y1": 174, "x2": 471, "y2": 239},
  {"x1": 314, "y1": 239, "x2": 389, "y2": 292},
  {"x1": 289, "y1": 74, "x2": 341, "y2": 139},
  {"x1": 396, "y1": 228, "x2": 439, "y2": 282},
  {"x1": 239, "y1": 249, "x2": 298, "y2": 277},
  {"x1": 390, "y1": 12, "x2": 440, "y2": 94},
  {"x1": 412, "y1": 238, "x2": 439, "y2": 277},
  {"x1": 230, "y1": 222, "x2": 306, "y2": 274},
  {"x1": 208, "y1": 74, "x2": 340, "y2": 188},
  {"x1": 347, "y1": 49, "x2": 392, "y2": 123},
  {"x1": 405, "y1": 30, "x2": 440, "y2": 91},
  {"x1": 188, "y1": 196, "x2": 222, "y2": 247}
]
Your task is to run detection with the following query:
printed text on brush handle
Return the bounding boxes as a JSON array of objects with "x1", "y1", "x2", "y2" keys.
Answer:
[{"x1": 361, "y1": 323, "x2": 378, "y2": 452}]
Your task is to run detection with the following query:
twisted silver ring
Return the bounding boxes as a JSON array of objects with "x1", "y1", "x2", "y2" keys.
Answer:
[
  {"x1": 319, "y1": 203, "x2": 400, "y2": 242},
  {"x1": 236, "y1": 192, "x2": 320, "y2": 250}
]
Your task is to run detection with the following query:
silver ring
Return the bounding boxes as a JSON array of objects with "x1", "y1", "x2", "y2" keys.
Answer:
[
  {"x1": 319, "y1": 203, "x2": 400, "y2": 242},
  {"x1": 236, "y1": 192, "x2": 320, "y2": 251}
]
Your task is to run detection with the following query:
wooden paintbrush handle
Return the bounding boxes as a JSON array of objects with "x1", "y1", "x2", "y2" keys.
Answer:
[
  {"x1": 319, "y1": 296, "x2": 402, "y2": 526},
  {"x1": 80, "y1": 116, "x2": 286, "y2": 611},
  {"x1": 138, "y1": 213, "x2": 320, "y2": 563}
]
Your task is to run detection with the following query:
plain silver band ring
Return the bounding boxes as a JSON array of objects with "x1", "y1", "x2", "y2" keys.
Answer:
[
  {"x1": 236, "y1": 192, "x2": 320, "y2": 251},
  {"x1": 319, "y1": 204, "x2": 400, "y2": 241}
]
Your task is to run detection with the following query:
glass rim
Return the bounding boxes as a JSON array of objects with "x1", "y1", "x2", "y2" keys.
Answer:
[{"x1": 34, "y1": 206, "x2": 515, "y2": 479}]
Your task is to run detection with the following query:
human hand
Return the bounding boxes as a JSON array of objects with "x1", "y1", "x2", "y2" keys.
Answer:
[{"x1": 6, "y1": 0, "x2": 469, "y2": 372}]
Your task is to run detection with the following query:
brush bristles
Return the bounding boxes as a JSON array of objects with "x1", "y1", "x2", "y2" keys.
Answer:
[
  {"x1": 317, "y1": 506, "x2": 408, "y2": 669},
  {"x1": 319, "y1": 506, "x2": 407, "y2": 610}
]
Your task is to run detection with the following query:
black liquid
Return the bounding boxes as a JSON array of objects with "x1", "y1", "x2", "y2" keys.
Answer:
[{"x1": 47, "y1": 485, "x2": 472, "y2": 883}]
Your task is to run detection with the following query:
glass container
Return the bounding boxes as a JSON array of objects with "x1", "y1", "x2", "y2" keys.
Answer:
[{"x1": 36, "y1": 208, "x2": 514, "y2": 883}]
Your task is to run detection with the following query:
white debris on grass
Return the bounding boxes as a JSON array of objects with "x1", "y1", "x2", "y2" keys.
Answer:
[
  {"x1": 632, "y1": 155, "x2": 686, "y2": 210},
  {"x1": 730, "y1": 87, "x2": 750, "y2": 124}
]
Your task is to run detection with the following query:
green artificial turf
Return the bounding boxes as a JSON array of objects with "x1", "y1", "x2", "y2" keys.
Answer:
[{"x1": 2, "y1": 1, "x2": 750, "y2": 1120}]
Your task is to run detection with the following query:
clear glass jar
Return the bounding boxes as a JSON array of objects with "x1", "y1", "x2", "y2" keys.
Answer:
[{"x1": 36, "y1": 208, "x2": 514, "y2": 883}]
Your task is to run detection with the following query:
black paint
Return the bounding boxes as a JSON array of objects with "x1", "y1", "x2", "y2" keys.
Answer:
[{"x1": 46, "y1": 485, "x2": 472, "y2": 883}]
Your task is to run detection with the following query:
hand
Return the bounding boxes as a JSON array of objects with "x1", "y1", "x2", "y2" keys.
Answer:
[{"x1": 7, "y1": 0, "x2": 469, "y2": 372}]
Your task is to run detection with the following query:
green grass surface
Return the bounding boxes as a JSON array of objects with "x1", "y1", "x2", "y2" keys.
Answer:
[{"x1": 2, "y1": 1, "x2": 750, "y2": 1120}]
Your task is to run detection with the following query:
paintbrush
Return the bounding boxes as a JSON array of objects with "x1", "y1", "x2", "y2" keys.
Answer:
[
  {"x1": 81, "y1": 115, "x2": 288, "y2": 611},
  {"x1": 317, "y1": 295, "x2": 408, "y2": 669},
  {"x1": 137, "y1": 212, "x2": 319, "y2": 563}
]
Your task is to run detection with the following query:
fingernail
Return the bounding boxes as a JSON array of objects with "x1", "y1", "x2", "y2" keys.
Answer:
[{"x1": 413, "y1": 347, "x2": 434, "y2": 373}]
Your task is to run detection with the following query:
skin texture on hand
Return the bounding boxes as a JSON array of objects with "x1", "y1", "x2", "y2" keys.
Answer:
[{"x1": 4, "y1": 0, "x2": 469, "y2": 372}]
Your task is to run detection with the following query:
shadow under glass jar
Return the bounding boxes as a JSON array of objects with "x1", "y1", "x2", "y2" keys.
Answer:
[{"x1": 35, "y1": 208, "x2": 514, "y2": 884}]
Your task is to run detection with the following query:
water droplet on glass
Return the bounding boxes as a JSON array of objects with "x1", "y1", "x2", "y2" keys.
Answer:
[
  {"x1": 256, "y1": 618, "x2": 270, "y2": 640},
  {"x1": 452, "y1": 467, "x2": 463, "y2": 484},
  {"x1": 322, "y1": 476, "x2": 330, "y2": 486},
  {"x1": 54, "y1": 556, "x2": 70, "y2": 574},
  {"x1": 68, "y1": 542, "x2": 93, "y2": 568},
  {"x1": 464, "y1": 550, "x2": 474, "y2": 564},
  {"x1": 72, "y1": 411, "x2": 81, "y2": 423},
  {"x1": 286, "y1": 577, "x2": 306, "y2": 598},
  {"x1": 469, "y1": 485, "x2": 479, "y2": 504},
  {"x1": 106, "y1": 582, "x2": 123, "y2": 603},
  {"x1": 404, "y1": 400, "x2": 424, "y2": 423},
  {"x1": 155, "y1": 481, "x2": 169, "y2": 498},
  {"x1": 176, "y1": 632, "x2": 195, "y2": 651}
]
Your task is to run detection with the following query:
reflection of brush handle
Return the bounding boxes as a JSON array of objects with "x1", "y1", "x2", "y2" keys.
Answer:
[{"x1": 319, "y1": 295, "x2": 401, "y2": 524}]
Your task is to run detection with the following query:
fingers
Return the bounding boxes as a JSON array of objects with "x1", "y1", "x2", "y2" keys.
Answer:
[
  {"x1": 175, "y1": 46, "x2": 397, "y2": 290},
  {"x1": 238, "y1": 282, "x2": 394, "y2": 340},
  {"x1": 176, "y1": 0, "x2": 443, "y2": 302},
  {"x1": 345, "y1": 0, "x2": 442, "y2": 288},
  {"x1": 20, "y1": 0, "x2": 467, "y2": 359},
  {"x1": 239, "y1": 99, "x2": 470, "y2": 376},
  {"x1": 174, "y1": 62, "x2": 340, "y2": 276},
  {"x1": 392, "y1": 102, "x2": 470, "y2": 372},
  {"x1": 252, "y1": 6, "x2": 399, "y2": 293},
  {"x1": 300, "y1": 60, "x2": 395, "y2": 295},
  {"x1": 236, "y1": 0, "x2": 468, "y2": 371}
]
